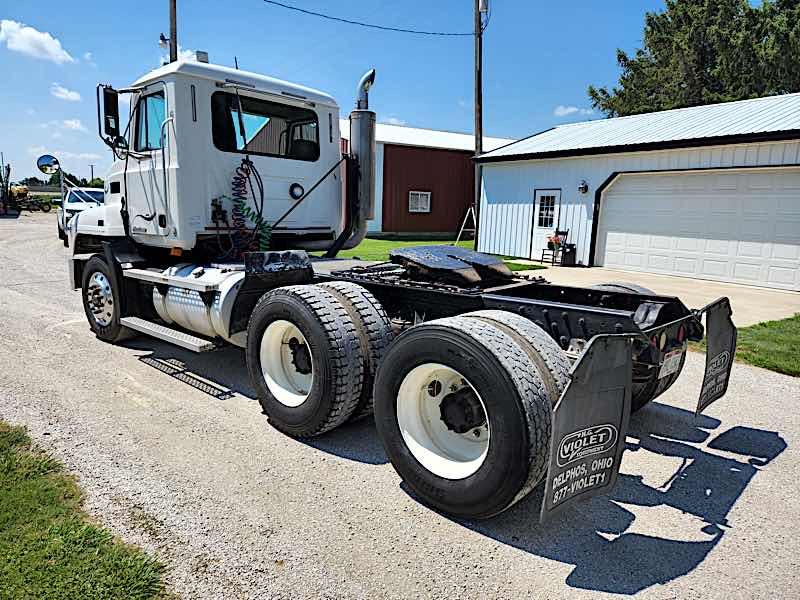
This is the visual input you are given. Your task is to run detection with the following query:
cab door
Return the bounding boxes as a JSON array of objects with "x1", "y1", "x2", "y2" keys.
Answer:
[{"x1": 127, "y1": 89, "x2": 169, "y2": 237}]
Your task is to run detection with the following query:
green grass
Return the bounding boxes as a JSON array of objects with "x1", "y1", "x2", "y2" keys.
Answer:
[
  {"x1": 320, "y1": 238, "x2": 547, "y2": 271},
  {"x1": 0, "y1": 421, "x2": 165, "y2": 599},
  {"x1": 690, "y1": 313, "x2": 800, "y2": 377}
]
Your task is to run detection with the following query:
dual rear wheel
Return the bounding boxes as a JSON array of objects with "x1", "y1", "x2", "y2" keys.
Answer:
[{"x1": 247, "y1": 283, "x2": 570, "y2": 518}]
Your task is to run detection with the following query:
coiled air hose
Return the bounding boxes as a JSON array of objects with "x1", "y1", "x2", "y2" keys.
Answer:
[{"x1": 228, "y1": 157, "x2": 271, "y2": 255}]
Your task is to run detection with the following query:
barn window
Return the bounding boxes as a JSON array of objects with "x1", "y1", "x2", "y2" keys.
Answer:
[
  {"x1": 537, "y1": 194, "x2": 556, "y2": 228},
  {"x1": 408, "y1": 191, "x2": 431, "y2": 213}
]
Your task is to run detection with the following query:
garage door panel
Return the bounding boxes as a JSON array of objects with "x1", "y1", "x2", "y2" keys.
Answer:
[
  {"x1": 737, "y1": 240, "x2": 767, "y2": 258},
  {"x1": 647, "y1": 254, "x2": 673, "y2": 270},
  {"x1": 700, "y1": 259, "x2": 729, "y2": 278},
  {"x1": 705, "y1": 238, "x2": 732, "y2": 255},
  {"x1": 733, "y1": 262, "x2": 763, "y2": 282},
  {"x1": 768, "y1": 266, "x2": 799, "y2": 287},
  {"x1": 598, "y1": 169, "x2": 800, "y2": 290},
  {"x1": 771, "y1": 243, "x2": 800, "y2": 261}
]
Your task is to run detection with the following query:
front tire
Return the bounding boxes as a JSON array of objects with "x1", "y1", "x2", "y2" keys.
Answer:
[
  {"x1": 246, "y1": 285, "x2": 364, "y2": 438},
  {"x1": 81, "y1": 256, "x2": 131, "y2": 343},
  {"x1": 374, "y1": 316, "x2": 552, "y2": 519}
]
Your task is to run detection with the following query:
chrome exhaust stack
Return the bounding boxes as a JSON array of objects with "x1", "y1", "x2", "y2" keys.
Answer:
[{"x1": 341, "y1": 69, "x2": 377, "y2": 250}]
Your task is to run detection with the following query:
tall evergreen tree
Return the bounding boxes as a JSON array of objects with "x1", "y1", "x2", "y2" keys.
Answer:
[{"x1": 588, "y1": 0, "x2": 800, "y2": 117}]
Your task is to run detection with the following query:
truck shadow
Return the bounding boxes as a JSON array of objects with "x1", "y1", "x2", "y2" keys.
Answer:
[
  {"x1": 127, "y1": 340, "x2": 390, "y2": 464},
  {"x1": 126, "y1": 340, "x2": 257, "y2": 401},
  {"x1": 452, "y1": 402, "x2": 786, "y2": 595}
]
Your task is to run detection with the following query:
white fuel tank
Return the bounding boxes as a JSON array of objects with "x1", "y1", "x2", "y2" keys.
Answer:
[{"x1": 152, "y1": 264, "x2": 246, "y2": 346}]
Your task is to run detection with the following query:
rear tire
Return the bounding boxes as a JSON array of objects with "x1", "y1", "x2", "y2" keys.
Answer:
[
  {"x1": 463, "y1": 310, "x2": 571, "y2": 405},
  {"x1": 374, "y1": 316, "x2": 551, "y2": 519},
  {"x1": 592, "y1": 281, "x2": 683, "y2": 411},
  {"x1": 317, "y1": 281, "x2": 394, "y2": 420},
  {"x1": 246, "y1": 285, "x2": 364, "y2": 438},
  {"x1": 81, "y1": 256, "x2": 132, "y2": 343},
  {"x1": 591, "y1": 282, "x2": 655, "y2": 295},
  {"x1": 40, "y1": 201, "x2": 52, "y2": 213}
]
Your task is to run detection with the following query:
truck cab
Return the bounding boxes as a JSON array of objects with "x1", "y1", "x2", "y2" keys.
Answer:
[{"x1": 75, "y1": 60, "x2": 360, "y2": 255}]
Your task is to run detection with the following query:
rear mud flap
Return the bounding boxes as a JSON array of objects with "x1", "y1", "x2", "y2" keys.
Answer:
[
  {"x1": 696, "y1": 297, "x2": 737, "y2": 415},
  {"x1": 540, "y1": 335, "x2": 633, "y2": 523}
]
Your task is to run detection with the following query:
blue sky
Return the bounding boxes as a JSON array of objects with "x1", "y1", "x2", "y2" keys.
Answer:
[{"x1": 0, "y1": 0, "x2": 665, "y2": 180}]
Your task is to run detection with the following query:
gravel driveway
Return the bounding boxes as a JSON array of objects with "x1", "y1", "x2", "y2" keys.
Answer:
[{"x1": 2, "y1": 212, "x2": 799, "y2": 599}]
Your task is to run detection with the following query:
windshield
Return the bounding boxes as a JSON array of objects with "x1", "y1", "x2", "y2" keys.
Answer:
[{"x1": 68, "y1": 190, "x2": 104, "y2": 204}]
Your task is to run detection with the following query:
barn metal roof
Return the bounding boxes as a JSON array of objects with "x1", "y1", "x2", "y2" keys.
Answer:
[
  {"x1": 477, "y1": 92, "x2": 800, "y2": 163},
  {"x1": 341, "y1": 119, "x2": 513, "y2": 152}
]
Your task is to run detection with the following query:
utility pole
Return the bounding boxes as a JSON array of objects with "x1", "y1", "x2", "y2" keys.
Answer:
[
  {"x1": 473, "y1": 0, "x2": 487, "y2": 249},
  {"x1": 169, "y1": 0, "x2": 178, "y2": 63},
  {"x1": 89, "y1": 164, "x2": 95, "y2": 181}
]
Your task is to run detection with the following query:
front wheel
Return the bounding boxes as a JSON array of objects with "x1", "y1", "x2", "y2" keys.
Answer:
[
  {"x1": 39, "y1": 201, "x2": 52, "y2": 213},
  {"x1": 81, "y1": 256, "x2": 132, "y2": 343},
  {"x1": 374, "y1": 316, "x2": 552, "y2": 519}
]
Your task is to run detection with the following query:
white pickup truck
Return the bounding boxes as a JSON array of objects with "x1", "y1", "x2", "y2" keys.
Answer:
[{"x1": 57, "y1": 187, "x2": 104, "y2": 242}]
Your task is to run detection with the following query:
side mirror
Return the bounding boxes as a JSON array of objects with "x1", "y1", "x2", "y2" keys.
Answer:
[
  {"x1": 102, "y1": 87, "x2": 120, "y2": 138},
  {"x1": 37, "y1": 154, "x2": 61, "y2": 175}
]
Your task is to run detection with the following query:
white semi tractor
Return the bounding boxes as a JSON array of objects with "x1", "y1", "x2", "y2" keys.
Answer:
[{"x1": 41, "y1": 59, "x2": 737, "y2": 521}]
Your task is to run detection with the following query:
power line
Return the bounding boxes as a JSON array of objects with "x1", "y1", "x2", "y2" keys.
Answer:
[{"x1": 262, "y1": 0, "x2": 484, "y2": 36}]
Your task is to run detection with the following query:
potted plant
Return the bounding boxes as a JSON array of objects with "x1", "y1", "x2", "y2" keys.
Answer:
[{"x1": 547, "y1": 233, "x2": 562, "y2": 251}]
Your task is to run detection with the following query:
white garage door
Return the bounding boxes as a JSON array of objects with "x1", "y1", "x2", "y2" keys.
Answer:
[{"x1": 596, "y1": 168, "x2": 800, "y2": 291}]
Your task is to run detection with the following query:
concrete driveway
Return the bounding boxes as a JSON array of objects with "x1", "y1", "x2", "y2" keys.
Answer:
[
  {"x1": 538, "y1": 266, "x2": 800, "y2": 326},
  {"x1": 2, "y1": 213, "x2": 799, "y2": 599}
]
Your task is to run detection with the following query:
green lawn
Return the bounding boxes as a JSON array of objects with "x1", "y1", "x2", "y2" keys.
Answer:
[
  {"x1": 690, "y1": 313, "x2": 800, "y2": 377},
  {"x1": 322, "y1": 238, "x2": 546, "y2": 272},
  {"x1": 0, "y1": 421, "x2": 165, "y2": 599}
]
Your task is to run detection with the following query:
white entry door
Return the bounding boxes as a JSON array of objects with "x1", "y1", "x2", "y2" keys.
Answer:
[
  {"x1": 596, "y1": 168, "x2": 800, "y2": 290},
  {"x1": 530, "y1": 190, "x2": 561, "y2": 258}
]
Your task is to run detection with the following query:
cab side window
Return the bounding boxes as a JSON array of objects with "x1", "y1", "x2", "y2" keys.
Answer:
[{"x1": 135, "y1": 92, "x2": 166, "y2": 151}]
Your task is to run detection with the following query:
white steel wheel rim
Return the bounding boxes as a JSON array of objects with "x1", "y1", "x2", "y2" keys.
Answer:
[
  {"x1": 86, "y1": 271, "x2": 114, "y2": 327},
  {"x1": 396, "y1": 363, "x2": 490, "y2": 480},
  {"x1": 260, "y1": 320, "x2": 313, "y2": 407}
]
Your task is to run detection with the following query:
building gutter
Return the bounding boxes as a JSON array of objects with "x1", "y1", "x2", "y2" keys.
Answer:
[{"x1": 474, "y1": 130, "x2": 800, "y2": 165}]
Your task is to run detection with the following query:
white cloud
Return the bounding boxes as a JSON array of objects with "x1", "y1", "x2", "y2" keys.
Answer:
[
  {"x1": 83, "y1": 51, "x2": 92, "y2": 61},
  {"x1": 62, "y1": 119, "x2": 86, "y2": 131},
  {"x1": 26, "y1": 108, "x2": 36, "y2": 116},
  {"x1": 0, "y1": 20, "x2": 74, "y2": 64},
  {"x1": 40, "y1": 119, "x2": 88, "y2": 133},
  {"x1": 51, "y1": 83, "x2": 81, "y2": 102},
  {"x1": 52, "y1": 131, "x2": 62, "y2": 139},
  {"x1": 458, "y1": 99, "x2": 468, "y2": 109},
  {"x1": 553, "y1": 105, "x2": 594, "y2": 118},
  {"x1": 380, "y1": 116, "x2": 406, "y2": 126},
  {"x1": 27, "y1": 145, "x2": 101, "y2": 161},
  {"x1": 160, "y1": 46, "x2": 197, "y2": 65}
]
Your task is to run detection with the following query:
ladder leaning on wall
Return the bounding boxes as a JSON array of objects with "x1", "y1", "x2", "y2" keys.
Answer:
[{"x1": 456, "y1": 205, "x2": 477, "y2": 243}]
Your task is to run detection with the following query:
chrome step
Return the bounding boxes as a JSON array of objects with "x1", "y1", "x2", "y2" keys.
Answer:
[
  {"x1": 120, "y1": 317, "x2": 216, "y2": 352},
  {"x1": 122, "y1": 268, "x2": 219, "y2": 292}
]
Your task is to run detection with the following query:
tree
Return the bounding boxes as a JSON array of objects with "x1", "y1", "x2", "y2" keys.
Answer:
[
  {"x1": 588, "y1": 0, "x2": 800, "y2": 117},
  {"x1": 87, "y1": 177, "x2": 105, "y2": 188},
  {"x1": 19, "y1": 176, "x2": 46, "y2": 187},
  {"x1": 48, "y1": 170, "x2": 88, "y2": 187}
]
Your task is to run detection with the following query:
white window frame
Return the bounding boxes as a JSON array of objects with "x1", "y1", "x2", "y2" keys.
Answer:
[{"x1": 408, "y1": 190, "x2": 431, "y2": 213}]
